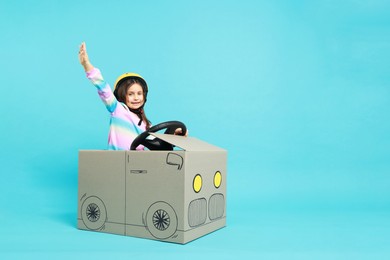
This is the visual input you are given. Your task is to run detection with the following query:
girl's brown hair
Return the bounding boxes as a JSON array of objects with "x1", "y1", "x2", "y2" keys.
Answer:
[{"x1": 114, "y1": 78, "x2": 151, "y2": 130}]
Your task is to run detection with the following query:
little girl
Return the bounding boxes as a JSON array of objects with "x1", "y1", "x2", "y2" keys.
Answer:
[{"x1": 79, "y1": 42, "x2": 182, "y2": 150}]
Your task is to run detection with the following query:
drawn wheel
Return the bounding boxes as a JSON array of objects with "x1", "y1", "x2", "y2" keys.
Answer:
[
  {"x1": 146, "y1": 202, "x2": 177, "y2": 239},
  {"x1": 81, "y1": 196, "x2": 107, "y2": 230},
  {"x1": 86, "y1": 203, "x2": 101, "y2": 222},
  {"x1": 152, "y1": 209, "x2": 170, "y2": 230}
]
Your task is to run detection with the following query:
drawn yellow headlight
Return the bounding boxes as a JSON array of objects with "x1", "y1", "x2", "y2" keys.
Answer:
[
  {"x1": 214, "y1": 171, "x2": 222, "y2": 188},
  {"x1": 193, "y1": 174, "x2": 202, "y2": 193}
]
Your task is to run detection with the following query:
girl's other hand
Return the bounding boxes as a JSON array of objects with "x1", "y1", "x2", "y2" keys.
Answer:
[{"x1": 174, "y1": 128, "x2": 188, "y2": 137}]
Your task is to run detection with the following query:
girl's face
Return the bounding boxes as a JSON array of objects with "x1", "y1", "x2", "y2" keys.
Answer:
[{"x1": 125, "y1": 83, "x2": 144, "y2": 110}]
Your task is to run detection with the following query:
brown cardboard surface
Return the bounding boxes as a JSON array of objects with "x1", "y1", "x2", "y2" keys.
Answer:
[{"x1": 78, "y1": 135, "x2": 227, "y2": 244}]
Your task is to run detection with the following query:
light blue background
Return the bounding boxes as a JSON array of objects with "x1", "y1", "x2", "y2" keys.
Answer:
[{"x1": 1, "y1": 0, "x2": 389, "y2": 259}]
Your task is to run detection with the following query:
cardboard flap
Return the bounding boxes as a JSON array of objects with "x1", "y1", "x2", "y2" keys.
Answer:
[{"x1": 150, "y1": 133, "x2": 225, "y2": 151}]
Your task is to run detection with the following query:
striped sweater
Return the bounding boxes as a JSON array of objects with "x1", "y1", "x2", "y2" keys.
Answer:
[{"x1": 86, "y1": 68, "x2": 146, "y2": 150}]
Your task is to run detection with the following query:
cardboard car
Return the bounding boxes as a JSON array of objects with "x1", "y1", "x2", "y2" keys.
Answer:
[{"x1": 77, "y1": 125, "x2": 227, "y2": 244}]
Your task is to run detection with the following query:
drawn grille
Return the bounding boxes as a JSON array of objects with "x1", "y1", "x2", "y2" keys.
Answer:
[
  {"x1": 209, "y1": 194, "x2": 224, "y2": 220},
  {"x1": 188, "y1": 198, "x2": 207, "y2": 227}
]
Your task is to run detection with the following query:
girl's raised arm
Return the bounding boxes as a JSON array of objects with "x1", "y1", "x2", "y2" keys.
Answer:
[{"x1": 79, "y1": 42, "x2": 94, "y2": 72}]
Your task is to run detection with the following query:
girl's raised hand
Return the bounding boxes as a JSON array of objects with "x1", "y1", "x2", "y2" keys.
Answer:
[{"x1": 79, "y1": 42, "x2": 94, "y2": 72}]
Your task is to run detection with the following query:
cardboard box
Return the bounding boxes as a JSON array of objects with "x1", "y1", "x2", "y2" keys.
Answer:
[{"x1": 77, "y1": 133, "x2": 227, "y2": 244}]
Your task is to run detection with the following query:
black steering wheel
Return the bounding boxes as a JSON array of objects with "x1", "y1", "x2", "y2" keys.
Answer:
[{"x1": 130, "y1": 121, "x2": 187, "y2": 151}]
